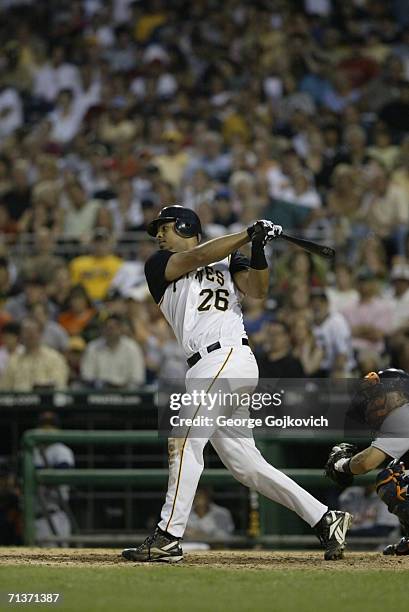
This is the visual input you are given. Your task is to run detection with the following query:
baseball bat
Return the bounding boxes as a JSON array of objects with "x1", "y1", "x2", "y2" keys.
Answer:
[{"x1": 280, "y1": 233, "x2": 335, "y2": 260}]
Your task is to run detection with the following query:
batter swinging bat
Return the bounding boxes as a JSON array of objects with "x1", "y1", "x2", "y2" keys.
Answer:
[{"x1": 281, "y1": 233, "x2": 335, "y2": 260}]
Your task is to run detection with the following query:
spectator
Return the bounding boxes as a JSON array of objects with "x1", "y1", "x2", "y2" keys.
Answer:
[
  {"x1": 105, "y1": 26, "x2": 137, "y2": 73},
  {"x1": 19, "y1": 227, "x2": 65, "y2": 284},
  {"x1": 0, "y1": 317, "x2": 69, "y2": 391},
  {"x1": 278, "y1": 169, "x2": 322, "y2": 210},
  {"x1": 291, "y1": 316, "x2": 324, "y2": 376},
  {"x1": 62, "y1": 175, "x2": 101, "y2": 241},
  {"x1": 257, "y1": 321, "x2": 304, "y2": 378},
  {"x1": 209, "y1": 188, "x2": 241, "y2": 235},
  {"x1": 46, "y1": 88, "x2": 86, "y2": 145},
  {"x1": 0, "y1": 460, "x2": 22, "y2": 545},
  {"x1": 108, "y1": 177, "x2": 143, "y2": 235},
  {"x1": 277, "y1": 281, "x2": 313, "y2": 328},
  {"x1": 0, "y1": 204, "x2": 18, "y2": 240},
  {"x1": 339, "y1": 485, "x2": 399, "y2": 538},
  {"x1": 342, "y1": 268, "x2": 394, "y2": 356},
  {"x1": 81, "y1": 314, "x2": 145, "y2": 389},
  {"x1": 0, "y1": 321, "x2": 22, "y2": 376},
  {"x1": 32, "y1": 45, "x2": 80, "y2": 103},
  {"x1": 360, "y1": 163, "x2": 409, "y2": 258},
  {"x1": 30, "y1": 301, "x2": 69, "y2": 353},
  {"x1": 69, "y1": 227, "x2": 123, "y2": 301},
  {"x1": 355, "y1": 236, "x2": 388, "y2": 279},
  {"x1": 65, "y1": 336, "x2": 86, "y2": 388},
  {"x1": 0, "y1": 156, "x2": 11, "y2": 198},
  {"x1": 0, "y1": 256, "x2": 18, "y2": 307},
  {"x1": 108, "y1": 241, "x2": 154, "y2": 298},
  {"x1": 97, "y1": 97, "x2": 137, "y2": 146},
  {"x1": 355, "y1": 349, "x2": 383, "y2": 378},
  {"x1": 326, "y1": 263, "x2": 359, "y2": 313},
  {"x1": 153, "y1": 130, "x2": 189, "y2": 189},
  {"x1": 389, "y1": 263, "x2": 409, "y2": 334},
  {"x1": 182, "y1": 169, "x2": 216, "y2": 212},
  {"x1": 365, "y1": 55, "x2": 404, "y2": 113},
  {"x1": 326, "y1": 164, "x2": 363, "y2": 249},
  {"x1": 48, "y1": 265, "x2": 73, "y2": 314},
  {"x1": 58, "y1": 285, "x2": 96, "y2": 337},
  {"x1": 367, "y1": 125, "x2": 400, "y2": 171},
  {"x1": 275, "y1": 250, "x2": 326, "y2": 294},
  {"x1": 391, "y1": 135, "x2": 409, "y2": 199},
  {"x1": 144, "y1": 318, "x2": 188, "y2": 383},
  {"x1": 2, "y1": 159, "x2": 32, "y2": 224},
  {"x1": 243, "y1": 297, "x2": 273, "y2": 350},
  {"x1": 379, "y1": 81, "x2": 409, "y2": 135},
  {"x1": 185, "y1": 131, "x2": 232, "y2": 182},
  {"x1": 0, "y1": 86, "x2": 23, "y2": 138},
  {"x1": 322, "y1": 72, "x2": 361, "y2": 114},
  {"x1": 5, "y1": 276, "x2": 56, "y2": 322},
  {"x1": 311, "y1": 290, "x2": 354, "y2": 377},
  {"x1": 185, "y1": 488, "x2": 234, "y2": 542},
  {"x1": 19, "y1": 181, "x2": 63, "y2": 237}
]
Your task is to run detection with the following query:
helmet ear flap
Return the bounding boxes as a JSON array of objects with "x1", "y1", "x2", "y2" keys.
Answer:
[{"x1": 174, "y1": 219, "x2": 196, "y2": 238}]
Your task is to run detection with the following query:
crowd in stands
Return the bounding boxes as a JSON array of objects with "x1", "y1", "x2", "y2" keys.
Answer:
[{"x1": 0, "y1": 0, "x2": 408, "y2": 389}]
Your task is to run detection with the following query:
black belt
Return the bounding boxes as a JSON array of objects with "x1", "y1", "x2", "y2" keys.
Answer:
[
  {"x1": 187, "y1": 338, "x2": 249, "y2": 368},
  {"x1": 35, "y1": 510, "x2": 60, "y2": 519}
]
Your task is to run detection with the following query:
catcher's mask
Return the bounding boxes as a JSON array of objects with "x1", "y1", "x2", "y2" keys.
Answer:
[
  {"x1": 348, "y1": 368, "x2": 409, "y2": 425},
  {"x1": 147, "y1": 205, "x2": 202, "y2": 239}
]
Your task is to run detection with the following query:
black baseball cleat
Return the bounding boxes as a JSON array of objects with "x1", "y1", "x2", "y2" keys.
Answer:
[
  {"x1": 314, "y1": 510, "x2": 353, "y2": 560},
  {"x1": 383, "y1": 537, "x2": 409, "y2": 556},
  {"x1": 122, "y1": 527, "x2": 183, "y2": 563}
]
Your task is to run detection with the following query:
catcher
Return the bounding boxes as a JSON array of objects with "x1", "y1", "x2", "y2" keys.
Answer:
[{"x1": 325, "y1": 368, "x2": 409, "y2": 555}]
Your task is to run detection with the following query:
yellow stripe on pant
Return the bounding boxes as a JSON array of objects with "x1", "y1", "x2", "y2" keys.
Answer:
[{"x1": 165, "y1": 348, "x2": 234, "y2": 533}]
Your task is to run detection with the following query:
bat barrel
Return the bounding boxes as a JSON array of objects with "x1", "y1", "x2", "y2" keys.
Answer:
[{"x1": 281, "y1": 233, "x2": 335, "y2": 260}]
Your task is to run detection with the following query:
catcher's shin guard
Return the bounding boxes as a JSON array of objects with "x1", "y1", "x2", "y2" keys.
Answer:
[{"x1": 376, "y1": 461, "x2": 409, "y2": 525}]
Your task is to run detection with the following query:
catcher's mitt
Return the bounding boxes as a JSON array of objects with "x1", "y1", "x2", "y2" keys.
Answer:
[{"x1": 325, "y1": 442, "x2": 358, "y2": 488}]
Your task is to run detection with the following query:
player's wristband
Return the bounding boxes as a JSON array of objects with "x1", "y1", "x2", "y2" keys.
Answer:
[
  {"x1": 250, "y1": 242, "x2": 268, "y2": 270},
  {"x1": 334, "y1": 457, "x2": 352, "y2": 474},
  {"x1": 247, "y1": 225, "x2": 257, "y2": 240}
]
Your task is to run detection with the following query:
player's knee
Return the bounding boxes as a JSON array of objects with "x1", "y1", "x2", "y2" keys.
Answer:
[
  {"x1": 235, "y1": 466, "x2": 260, "y2": 489},
  {"x1": 376, "y1": 465, "x2": 409, "y2": 519},
  {"x1": 185, "y1": 438, "x2": 206, "y2": 463}
]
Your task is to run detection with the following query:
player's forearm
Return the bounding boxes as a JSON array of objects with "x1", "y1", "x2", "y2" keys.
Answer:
[
  {"x1": 192, "y1": 230, "x2": 250, "y2": 267},
  {"x1": 246, "y1": 267, "x2": 269, "y2": 299},
  {"x1": 343, "y1": 447, "x2": 385, "y2": 475}
]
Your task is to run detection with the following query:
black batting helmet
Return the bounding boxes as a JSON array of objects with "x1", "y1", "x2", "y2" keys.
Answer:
[
  {"x1": 348, "y1": 368, "x2": 409, "y2": 425},
  {"x1": 147, "y1": 205, "x2": 202, "y2": 238},
  {"x1": 368, "y1": 368, "x2": 409, "y2": 393}
]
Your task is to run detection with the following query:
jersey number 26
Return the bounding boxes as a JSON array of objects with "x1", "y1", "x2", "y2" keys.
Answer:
[{"x1": 198, "y1": 288, "x2": 229, "y2": 312}]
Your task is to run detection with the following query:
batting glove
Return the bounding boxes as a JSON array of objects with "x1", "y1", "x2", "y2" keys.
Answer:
[{"x1": 247, "y1": 220, "x2": 283, "y2": 246}]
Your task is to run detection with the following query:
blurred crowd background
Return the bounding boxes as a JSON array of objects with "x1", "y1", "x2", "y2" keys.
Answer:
[{"x1": 0, "y1": 0, "x2": 408, "y2": 390}]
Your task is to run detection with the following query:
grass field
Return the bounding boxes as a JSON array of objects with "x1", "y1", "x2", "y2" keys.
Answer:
[{"x1": 1, "y1": 548, "x2": 408, "y2": 612}]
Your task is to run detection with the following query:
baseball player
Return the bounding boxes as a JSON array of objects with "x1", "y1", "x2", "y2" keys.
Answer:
[
  {"x1": 122, "y1": 205, "x2": 352, "y2": 562},
  {"x1": 325, "y1": 368, "x2": 409, "y2": 555},
  {"x1": 33, "y1": 411, "x2": 75, "y2": 546}
]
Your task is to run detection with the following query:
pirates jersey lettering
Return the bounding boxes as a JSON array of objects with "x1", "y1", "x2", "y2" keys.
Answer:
[{"x1": 145, "y1": 250, "x2": 249, "y2": 357}]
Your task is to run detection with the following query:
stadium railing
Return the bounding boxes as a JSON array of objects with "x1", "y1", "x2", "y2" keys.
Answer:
[{"x1": 22, "y1": 429, "x2": 376, "y2": 547}]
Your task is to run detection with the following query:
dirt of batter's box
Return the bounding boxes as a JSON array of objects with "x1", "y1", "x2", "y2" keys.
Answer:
[{"x1": 1, "y1": 548, "x2": 409, "y2": 571}]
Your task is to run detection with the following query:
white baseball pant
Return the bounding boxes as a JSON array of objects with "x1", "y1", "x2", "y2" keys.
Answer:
[{"x1": 158, "y1": 344, "x2": 327, "y2": 538}]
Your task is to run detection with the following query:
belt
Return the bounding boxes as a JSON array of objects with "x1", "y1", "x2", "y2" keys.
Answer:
[
  {"x1": 187, "y1": 338, "x2": 249, "y2": 368},
  {"x1": 35, "y1": 510, "x2": 60, "y2": 519}
]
